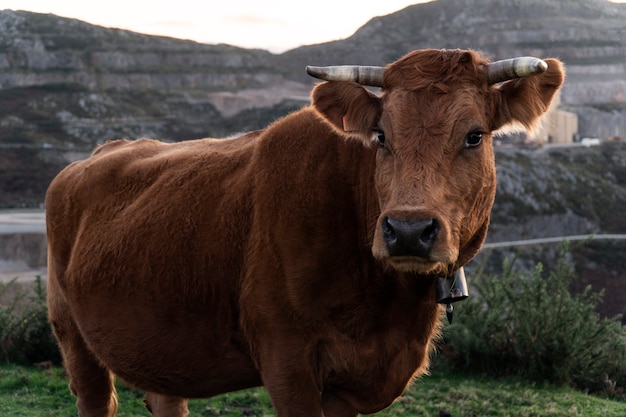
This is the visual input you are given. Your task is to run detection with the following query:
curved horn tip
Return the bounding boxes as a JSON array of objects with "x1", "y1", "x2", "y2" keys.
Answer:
[
  {"x1": 520, "y1": 57, "x2": 548, "y2": 77},
  {"x1": 305, "y1": 65, "x2": 326, "y2": 80},
  {"x1": 536, "y1": 59, "x2": 548, "y2": 73},
  {"x1": 305, "y1": 65, "x2": 351, "y2": 82},
  {"x1": 521, "y1": 57, "x2": 548, "y2": 75},
  {"x1": 305, "y1": 65, "x2": 318, "y2": 76},
  {"x1": 304, "y1": 65, "x2": 384, "y2": 87},
  {"x1": 487, "y1": 57, "x2": 549, "y2": 84}
]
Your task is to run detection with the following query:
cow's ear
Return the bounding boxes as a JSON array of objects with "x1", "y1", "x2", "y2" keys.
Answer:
[
  {"x1": 311, "y1": 81, "x2": 381, "y2": 145},
  {"x1": 490, "y1": 58, "x2": 565, "y2": 132}
]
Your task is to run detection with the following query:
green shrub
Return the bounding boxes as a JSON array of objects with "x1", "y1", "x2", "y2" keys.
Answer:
[
  {"x1": 0, "y1": 277, "x2": 61, "y2": 365},
  {"x1": 0, "y1": 278, "x2": 24, "y2": 362},
  {"x1": 443, "y1": 245, "x2": 626, "y2": 396}
]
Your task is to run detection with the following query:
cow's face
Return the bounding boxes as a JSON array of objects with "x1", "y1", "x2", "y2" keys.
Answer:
[
  {"x1": 311, "y1": 49, "x2": 564, "y2": 276},
  {"x1": 370, "y1": 84, "x2": 496, "y2": 276}
]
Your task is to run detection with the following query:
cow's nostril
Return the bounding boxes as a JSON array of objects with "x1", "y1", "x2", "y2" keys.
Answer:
[
  {"x1": 420, "y1": 219, "x2": 439, "y2": 247},
  {"x1": 383, "y1": 217, "x2": 439, "y2": 258},
  {"x1": 382, "y1": 217, "x2": 396, "y2": 240}
]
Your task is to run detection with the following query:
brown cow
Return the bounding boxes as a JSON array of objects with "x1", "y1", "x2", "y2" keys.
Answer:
[{"x1": 46, "y1": 49, "x2": 564, "y2": 417}]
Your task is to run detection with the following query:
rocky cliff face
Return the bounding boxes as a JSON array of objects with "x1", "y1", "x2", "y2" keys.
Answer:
[
  {"x1": 0, "y1": 10, "x2": 281, "y2": 91},
  {"x1": 1, "y1": 1, "x2": 626, "y2": 208},
  {"x1": 2, "y1": 0, "x2": 626, "y2": 146},
  {"x1": 1, "y1": 1, "x2": 625, "y2": 319},
  {"x1": 490, "y1": 142, "x2": 626, "y2": 241},
  {"x1": 0, "y1": 10, "x2": 310, "y2": 154},
  {"x1": 2, "y1": 1, "x2": 626, "y2": 210}
]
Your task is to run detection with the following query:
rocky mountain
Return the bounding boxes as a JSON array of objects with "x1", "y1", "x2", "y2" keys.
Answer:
[
  {"x1": 0, "y1": 1, "x2": 625, "y2": 199},
  {"x1": 1, "y1": 0, "x2": 626, "y2": 206},
  {"x1": 1, "y1": 0, "x2": 626, "y2": 151},
  {"x1": 0, "y1": 9, "x2": 307, "y2": 145},
  {"x1": 1, "y1": 1, "x2": 625, "y2": 316}
]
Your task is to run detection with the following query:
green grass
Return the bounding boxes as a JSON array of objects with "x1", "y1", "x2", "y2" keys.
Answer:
[
  {"x1": 1, "y1": 364, "x2": 624, "y2": 417},
  {"x1": 392, "y1": 372, "x2": 626, "y2": 417}
]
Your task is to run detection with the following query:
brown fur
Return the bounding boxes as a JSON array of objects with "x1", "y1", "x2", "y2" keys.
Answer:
[{"x1": 46, "y1": 49, "x2": 564, "y2": 417}]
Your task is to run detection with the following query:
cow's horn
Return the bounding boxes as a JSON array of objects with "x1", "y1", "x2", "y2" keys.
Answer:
[
  {"x1": 487, "y1": 57, "x2": 548, "y2": 85},
  {"x1": 305, "y1": 65, "x2": 385, "y2": 87}
]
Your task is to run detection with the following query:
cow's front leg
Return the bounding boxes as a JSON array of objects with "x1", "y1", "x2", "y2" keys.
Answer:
[
  {"x1": 322, "y1": 390, "x2": 358, "y2": 417},
  {"x1": 262, "y1": 367, "x2": 324, "y2": 417},
  {"x1": 257, "y1": 340, "x2": 324, "y2": 417},
  {"x1": 144, "y1": 392, "x2": 188, "y2": 417}
]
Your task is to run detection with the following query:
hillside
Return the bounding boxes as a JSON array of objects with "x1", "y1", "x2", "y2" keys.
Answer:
[
  {"x1": 1, "y1": 0, "x2": 626, "y2": 150},
  {"x1": 0, "y1": 9, "x2": 309, "y2": 148},
  {"x1": 1, "y1": 1, "x2": 625, "y2": 317}
]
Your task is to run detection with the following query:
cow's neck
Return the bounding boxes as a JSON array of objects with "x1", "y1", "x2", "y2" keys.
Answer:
[{"x1": 322, "y1": 115, "x2": 437, "y2": 299}]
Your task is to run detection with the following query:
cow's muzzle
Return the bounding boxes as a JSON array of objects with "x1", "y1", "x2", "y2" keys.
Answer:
[{"x1": 382, "y1": 216, "x2": 439, "y2": 258}]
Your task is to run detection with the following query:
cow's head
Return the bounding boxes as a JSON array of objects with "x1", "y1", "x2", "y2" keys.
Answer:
[{"x1": 308, "y1": 49, "x2": 564, "y2": 276}]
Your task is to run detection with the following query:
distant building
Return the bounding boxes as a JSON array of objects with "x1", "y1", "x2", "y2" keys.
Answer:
[{"x1": 535, "y1": 92, "x2": 578, "y2": 144}]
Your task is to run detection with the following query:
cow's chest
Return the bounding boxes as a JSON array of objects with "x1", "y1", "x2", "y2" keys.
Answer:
[
  {"x1": 318, "y1": 308, "x2": 438, "y2": 413},
  {"x1": 324, "y1": 332, "x2": 422, "y2": 378}
]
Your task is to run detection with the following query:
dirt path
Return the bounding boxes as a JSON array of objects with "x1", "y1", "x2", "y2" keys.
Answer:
[
  {"x1": 0, "y1": 210, "x2": 47, "y2": 284},
  {"x1": 0, "y1": 210, "x2": 46, "y2": 234},
  {"x1": 0, "y1": 268, "x2": 48, "y2": 283}
]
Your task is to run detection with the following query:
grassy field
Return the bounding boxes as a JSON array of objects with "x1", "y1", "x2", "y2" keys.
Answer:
[{"x1": 1, "y1": 364, "x2": 624, "y2": 417}]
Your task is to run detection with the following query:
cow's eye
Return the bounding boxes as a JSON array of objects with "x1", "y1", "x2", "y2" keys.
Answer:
[
  {"x1": 464, "y1": 131, "x2": 483, "y2": 148},
  {"x1": 376, "y1": 130, "x2": 386, "y2": 148}
]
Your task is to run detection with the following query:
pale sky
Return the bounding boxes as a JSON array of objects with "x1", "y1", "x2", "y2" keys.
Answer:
[
  {"x1": 3, "y1": 1, "x2": 626, "y2": 53},
  {"x1": 1, "y1": 0, "x2": 430, "y2": 53}
]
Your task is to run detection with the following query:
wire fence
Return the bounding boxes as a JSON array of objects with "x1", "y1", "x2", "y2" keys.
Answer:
[{"x1": 483, "y1": 234, "x2": 626, "y2": 249}]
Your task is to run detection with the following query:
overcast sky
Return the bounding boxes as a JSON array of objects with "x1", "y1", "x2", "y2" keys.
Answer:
[
  {"x1": 4, "y1": 1, "x2": 626, "y2": 53},
  {"x1": 2, "y1": 0, "x2": 431, "y2": 53}
]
